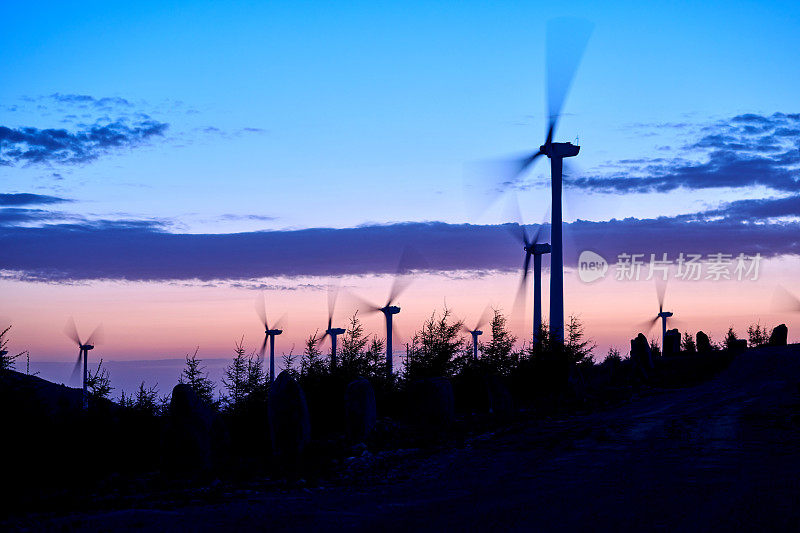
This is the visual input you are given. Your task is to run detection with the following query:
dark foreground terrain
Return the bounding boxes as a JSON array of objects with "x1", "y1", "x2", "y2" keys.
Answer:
[{"x1": 8, "y1": 345, "x2": 800, "y2": 532}]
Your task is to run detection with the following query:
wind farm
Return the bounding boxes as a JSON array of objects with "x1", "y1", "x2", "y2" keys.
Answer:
[{"x1": 2, "y1": 2, "x2": 800, "y2": 531}]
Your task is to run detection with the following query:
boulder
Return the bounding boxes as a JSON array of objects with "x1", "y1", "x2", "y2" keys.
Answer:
[
  {"x1": 696, "y1": 331, "x2": 712, "y2": 354},
  {"x1": 344, "y1": 377, "x2": 377, "y2": 443},
  {"x1": 769, "y1": 324, "x2": 788, "y2": 347},
  {"x1": 663, "y1": 329, "x2": 681, "y2": 357},
  {"x1": 409, "y1": 377, "x2": 455, "y2": 428},
  {"x1": 630, "y1": 333, "x2": 653, "y2": 370},
  {"x1": 268, "y1": 371, "x2": 311, "y2": 467},
  {"x1": 165, "y1": 383, "x2": 215, "y2": 473}
]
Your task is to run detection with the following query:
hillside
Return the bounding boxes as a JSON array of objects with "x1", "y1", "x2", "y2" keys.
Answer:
[{"x1": 6, "y1": 344, "x2": 800, "y2": 531}]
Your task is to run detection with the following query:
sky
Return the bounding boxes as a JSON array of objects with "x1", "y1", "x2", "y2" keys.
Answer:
[{"x1": 2, "y1": 1, "x2": 800, "y2": 392}]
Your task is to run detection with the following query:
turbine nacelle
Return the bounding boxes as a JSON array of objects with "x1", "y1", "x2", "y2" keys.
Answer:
[
  {"x1": 81, "y1": 344, "x2": 94, "y2": 351},
  {"x1": 380, "y1": 305, "x2": 401, "y2": 315},
  {"x1": 326, "y1": 327, "x2": 346, "y2": 336},
  {"x1": 658, "y1": 311, "x2": 673, "y2": 319},
  {"x1": 471, "y1": 330, "x2": 483, "y2": 337},
  {"x1": 540, "y1": 141, "x2": 580, "y2": 159},
  {"x1": 525, "y1": 242, "x2": 552, "y2": 255},
  {"x1": 266, "y1": 329, "x2": 283, "y2": 336}
]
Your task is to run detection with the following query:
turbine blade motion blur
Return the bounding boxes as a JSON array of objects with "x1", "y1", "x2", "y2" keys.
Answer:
[
  {"x1": 546, "y1": 17, "x2": 593, "y2": 142},
  {"x1": 64, "y1": 316, "x2": 82, "y2": 347}
]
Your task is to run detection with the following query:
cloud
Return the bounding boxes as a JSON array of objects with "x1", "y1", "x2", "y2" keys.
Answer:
[
  {"x1": 50, "y1": 93, "x2": 133, "y2": 109},
  {"x1": 0, "y1": 118, "x2": 168, "y2": 165},
  {"x1": 698, "y1": 194, "x2": 800, "y2": 221},
  {"x1": 0, "y1": 216, "x2": 797, "y2": 283},
  {"x1": 0, "y1": 193, "x2": 72, "y2": 206},
  {"x1": 566, "y1": 113, "x2": 800, "y2": 193}
]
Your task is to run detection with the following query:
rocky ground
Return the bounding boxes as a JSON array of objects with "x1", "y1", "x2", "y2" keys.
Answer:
[{"x1": 7, "y1": 344, "x2": 800, "y2": 532}]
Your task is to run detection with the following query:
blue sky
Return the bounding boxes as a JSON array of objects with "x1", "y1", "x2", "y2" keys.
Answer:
[{"x1": 3, "y1": 0, "x2": 800, "y2": 235}]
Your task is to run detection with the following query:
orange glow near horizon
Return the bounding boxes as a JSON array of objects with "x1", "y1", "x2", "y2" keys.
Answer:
[{"x1": 2, "y1": 256, "x2": 799, "y2": 366}]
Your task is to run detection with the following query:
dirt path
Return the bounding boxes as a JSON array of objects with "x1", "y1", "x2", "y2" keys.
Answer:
[{"x1": 21, "y1": 346, "x2": 800, "y2": 531}]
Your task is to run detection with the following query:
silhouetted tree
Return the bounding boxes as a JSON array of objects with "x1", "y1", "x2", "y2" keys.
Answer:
[
  {"x1": 282, "y1": 346, "x2": 298, "y2": 377},
  {"x1": 747, "y1": 322, "x2": 768, "y2": 347},
  {"x1": 0, "y1": 325, "x2": 23, "y2": 371},
  {"x1": 300, "y1": 331, "x2": 327, "y2": 378},
  {"x1": 565, "y1": 314, "x2": 595, "y2": 366},
  {"x1": 341, "y1": 312, "x2": 369, "y2": 370},
  {"x1": 86, "y1": 359, "x2": 113, "y2": 400},
  {"x1": 223, "y1": 338, "x2": 249, "y2": 411},
  {"x1": 481, "y1": 309, "x2": 518, "y2": 376},
  {"x1": 134, "y1": 382, "x2": 160, "y2": 415},
  {"x1": 180, "y1": 347, "x2": 215, "y2": 405},
  {"x1": 724, "y1": 326, "x2": 739, "y2": 350},
  {"x1": 682, "y1": 332, "x2": 696, "y2": 353},
  {"x1": 649, "y1": 338, "x2": 662, "y2": 358},
  {"x1": 404, "y1": 307, "x2": 464, "y2": 380}
]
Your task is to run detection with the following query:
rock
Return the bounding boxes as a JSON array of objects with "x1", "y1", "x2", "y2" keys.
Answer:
[
  {"x1": 165, "y1": 383, "x2": 216, "y2": 473},
  {"x1": 769, "y1": 324, "x2": 788, "y2": 347},
  {"x1": 664, "y1": 329, "x2": 681, "y2": 357},
  {"x1": 485, "y1": 375, "x2": 514, "y2": 418},
  {"x1": 696, "y1": 331, "x2": 712, "y2": 354},
  {"x1": 344, "y1": 377, "x2": 377, "y2": 443},
  {"x1": 630, "y1": 333, "x2": 653, "y2": 369},
  {"x1": 409, "y1": 377, "x2": 455, "y2": 428},
  {"x1": 268, "y1": 371, "x2": 311, "y2": 468}
]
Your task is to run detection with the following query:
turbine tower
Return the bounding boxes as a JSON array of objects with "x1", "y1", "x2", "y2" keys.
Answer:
[
  {"x1": 64, "y1": 317, "x2": 103, "y2": 410},
  {"x1": 488, "y1": 18, "x2": 593, "y2": 345},
  {"x1": 321, "y1": 286, "x2": 346, "y2": 368},
  {"x1": 256, "y1": 295, "x2": 286, "y2": 383}
]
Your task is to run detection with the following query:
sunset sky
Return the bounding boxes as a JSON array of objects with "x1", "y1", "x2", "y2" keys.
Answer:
[{"x1": 2, "y1": 1, "x2": 800, "y2": 391}]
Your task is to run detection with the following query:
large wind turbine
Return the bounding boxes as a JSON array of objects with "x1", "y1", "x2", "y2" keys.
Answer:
[
  {"x1": 256, "y1": 295, "x2": 285, "y2": 383},
  {"x1": 491, "y1": 18, "x2": 593, "y2": 344},
  {"x1": 64, "y1": 317, "x2": 103, "y2": 409},
  {"x1": 320, "y1": 286, "x2": 346, "y2": 368}
]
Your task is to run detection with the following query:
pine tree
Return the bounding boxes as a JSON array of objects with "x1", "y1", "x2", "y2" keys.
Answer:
[
  {"x1": 405, "y1": 307, "x2": 465, "y2": 380},
  {"x1": 682, "y1": 332, "x2": 696, "y2": 353},
  {"x1": 134, "y1": 382, "x2": 160, "y2": 415},
  {"x1": 565, "y1": 314, "x2": 596, "y2": 366},
  {"x1": 0, "y1": 326, "x2": 23, "y2": 371},
  {"x1": 481, "y1": 309, "x2": 518, "y2": 376},
  {"x1": 180, "y1": 347, "x2": 215, "y2": 405},
  {"x1": 300, "y1": 331, "x2": 327, "y2": 378},
  {"x1": 86, "y1": 359, "x2": 113, "y2": 400},
  {"x1": 223, "y1": 338, "x2": 249, "y2": 411}
]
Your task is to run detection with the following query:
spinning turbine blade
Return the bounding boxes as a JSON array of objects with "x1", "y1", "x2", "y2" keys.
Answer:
[
  {"x1": 546, "y1": 17, "x2": 593, "y2": 143},
  {"x1": 64, "y1": 317, "x2": 82, "y2": 347},
  {"x1": 475, "y1": 305, "x2": 493, "y2": 331},
  {"x1": 258, "y1": 335, "x2": 268, "y2": 362},
  {"x1": 71, "y1": 351, "x2": 83, "y2": 381},
  {"x1": 255, "y1": 294, "x2": 268, "y2": 328},
  {"x1": 772, "y1": 286, "x2": 800, "y2": 314},
  {"x1": 655, "y1": 277, "x2": 668, "y2": 312},
  {"x1": 86, "y1": 324, "x2": 104, "y2": 346}
]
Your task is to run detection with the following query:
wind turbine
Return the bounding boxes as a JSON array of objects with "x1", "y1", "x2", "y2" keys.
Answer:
[
  {"x1": 255, "y1": 295, "x2": 286, "y2": 383},
  {"x1": 641, "y1": 279, "x2": 673, "y2": 355},
  {"x1": 463, "y1": 306, "x2": 492, "y2": 360},
  {"x1": 508, "y1": 199, "x2": 551, "y2": 344},
  {"x1": 488, "y1": 18, "x2": 593, "y2": 345},
  {"x1": 352, "y1": 248, "x2": 421, "y2": 375},
  {"x1": 64, "y1": 317, "x2": 103, "y2": 409},
  {"x1": 320, "y1": 286, "x2": 346, "y2": 368}
]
